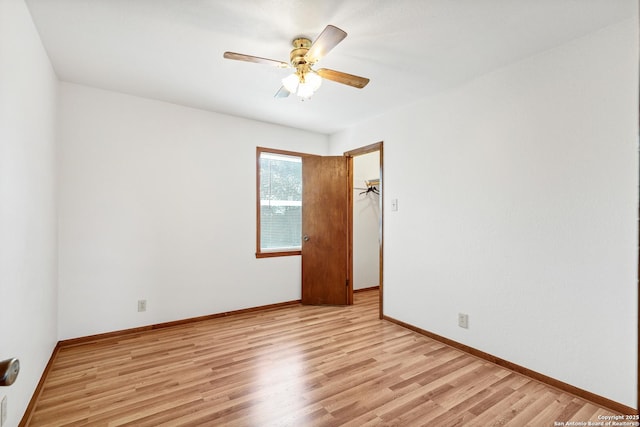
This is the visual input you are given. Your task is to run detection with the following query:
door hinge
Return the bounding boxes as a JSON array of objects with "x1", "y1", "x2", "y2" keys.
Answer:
[{"x1": 346, "y1": 279, "x2": 349, "y2": 287}]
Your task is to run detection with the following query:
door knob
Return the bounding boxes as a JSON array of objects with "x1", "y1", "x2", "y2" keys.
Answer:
[
  {"x1": 303, "y1": 235, "x2": 310, "y2": 242},
  {"x1": 0, "y1": 358, "x2": 20, "y2": 386}
]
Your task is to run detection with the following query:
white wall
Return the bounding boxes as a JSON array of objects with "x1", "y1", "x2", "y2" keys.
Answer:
[
  {"x1": 353, "y1": 151, "x2": 380, "y2": 290},
  {"x1": 0, "y1": 0, "x2": 59, "y2": 424},
  {"x1": 330, "y1": 19, "x2": 638, "y2": 408},
  {"x1": 58, "y1": 83, "x2": 329, "y2": 340}
]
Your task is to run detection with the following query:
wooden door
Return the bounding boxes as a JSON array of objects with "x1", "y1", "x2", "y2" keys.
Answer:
[{"x1": 301, "y1": 156, "x2": 350, "y2": 305}]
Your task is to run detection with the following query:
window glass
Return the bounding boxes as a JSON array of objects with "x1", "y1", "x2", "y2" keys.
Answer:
[{"x1": 257, "y1": 149, "x2": 303, "y2": 256}]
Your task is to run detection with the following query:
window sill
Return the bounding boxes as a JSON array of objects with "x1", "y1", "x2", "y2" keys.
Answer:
[{"x1": 256, "y1": 250, "x2": 302, "y2": 258}]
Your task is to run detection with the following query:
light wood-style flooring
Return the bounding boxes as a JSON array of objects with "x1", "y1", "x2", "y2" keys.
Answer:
[{"x1": 26, "y1": 290, "x2": 619, "y2": 426}]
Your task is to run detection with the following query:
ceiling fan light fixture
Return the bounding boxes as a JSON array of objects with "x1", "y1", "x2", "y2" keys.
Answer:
[
  {"x1": 282, "y1": 73, "x2": 299, "y2": 94},
  {"x1": 305, "y1": 71, "x2": 322, "y2": 91},
  {"x1": 296, "y1": 81, "x2": 315, "y2": 99},
  {"x1": 282, "y1": 70, "x2": 322, "y2": 99}
]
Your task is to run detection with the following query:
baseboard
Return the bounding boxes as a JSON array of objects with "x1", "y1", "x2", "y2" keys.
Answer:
[
  {"x1": 19, "y1": 342, "x2": 61, "y2": 427},
  {"x1": 59, "y1": 299, "x2": 302, "y2": 347},
  {"x1": 383, "y1": 315, "x2": 638, "y2": 416},
  {"x1": 354, "y1": 286, "x2": 379, "y2": 293}
]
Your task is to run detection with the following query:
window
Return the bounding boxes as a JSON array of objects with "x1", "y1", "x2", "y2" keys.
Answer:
[{"x1": 256, "y1": 147, "x2": 304, "y2": 257}]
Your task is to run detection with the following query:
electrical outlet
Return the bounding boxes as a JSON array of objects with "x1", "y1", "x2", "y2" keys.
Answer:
[
  {"x1": 1, "y1": 395, "x2": 7, "y2": 427},
  {"x1": 137, "y1": 299, "x2": 147, "y2": 312},
  {"x1": 458, "y1": 313, "x2": 469, "y2": 329}
]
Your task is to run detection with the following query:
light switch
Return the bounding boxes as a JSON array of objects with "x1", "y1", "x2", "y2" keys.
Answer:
[
  {"x1": 1, "y1": 395, "x2": 5, "y2": 426},
  {"x1": 391, "y1": 198, "x2": 398, "y2": 211}
]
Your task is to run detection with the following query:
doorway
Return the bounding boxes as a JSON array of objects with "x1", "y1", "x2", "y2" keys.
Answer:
[{"x1": 346, "y1": 142, "x2": 383, "y2": 319}]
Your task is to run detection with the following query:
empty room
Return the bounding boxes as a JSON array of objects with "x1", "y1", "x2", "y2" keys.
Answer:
[{"x1": 1, "y1": 0, "x2": 638, "y2": 425}]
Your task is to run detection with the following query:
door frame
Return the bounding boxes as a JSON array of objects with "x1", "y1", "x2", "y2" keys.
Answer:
[{"x1": 345, "y1": 141, "x2": 384, "y2": 319}]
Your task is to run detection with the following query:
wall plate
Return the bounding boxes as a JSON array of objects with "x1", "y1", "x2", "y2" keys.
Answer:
[{"x1": 1, "y1": 395, "x2": 7, "y2": 426}]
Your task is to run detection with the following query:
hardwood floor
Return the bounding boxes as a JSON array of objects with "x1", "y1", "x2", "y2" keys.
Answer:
[{"x1": 27, "y1": 290, "x2": 620, "y2": 426}]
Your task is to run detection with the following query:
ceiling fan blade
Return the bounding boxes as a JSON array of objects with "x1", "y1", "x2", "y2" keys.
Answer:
[
  {"x1": 305, "y1": 25, "x2": 347, "y2": 64},
  {"x1": 274, "y1": 86, "x2": 291, "y2": 98},
  {"x1": 223, "y1": 52, "x2": 290, "y2": 68},
  {"x1": 317, "y1": 68, "x2": 370, "y2": 89}
]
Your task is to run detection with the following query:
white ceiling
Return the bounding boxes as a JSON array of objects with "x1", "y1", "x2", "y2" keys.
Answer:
[{"x1": 25, "y1": 0, "x2": 634, "y2": 134}]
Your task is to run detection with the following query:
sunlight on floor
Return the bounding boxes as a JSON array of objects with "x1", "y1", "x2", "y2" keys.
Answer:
[{"x1": 249, "y1": 350, "x2": 308, "y2": 425}]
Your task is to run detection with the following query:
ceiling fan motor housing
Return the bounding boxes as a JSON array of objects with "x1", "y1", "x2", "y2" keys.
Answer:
[{"x1": 290, "y1": 38, "x2": 312, "y2": 67}]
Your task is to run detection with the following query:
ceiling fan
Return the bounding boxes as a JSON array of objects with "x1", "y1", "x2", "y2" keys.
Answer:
[{"x1": 223, "y1": 25, "x2": 370, "y2": 99}]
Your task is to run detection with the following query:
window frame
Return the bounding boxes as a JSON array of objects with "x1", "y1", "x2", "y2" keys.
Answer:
[{"x1": 256, "y1": 147, "x2": 308, "y2": 258}]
